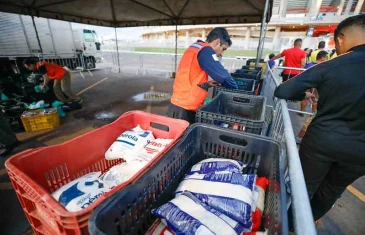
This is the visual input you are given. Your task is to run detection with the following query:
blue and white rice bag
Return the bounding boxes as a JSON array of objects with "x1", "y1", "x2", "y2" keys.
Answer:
[
  {"x1": 175, "y1": 172, "x2": 256, "y2": 231},
  {"x1": 105, "y1": 125, "x2": 155, "y2": 161},
  {"x1": 152, "y1": 191, "x2": 246, "y2": 235},
  {"x1": 52, "y1": 172, "x2": 109, "y2": 212},
  {"x1": 188, "y1": 158, "x2": 246, "y2": 175}
]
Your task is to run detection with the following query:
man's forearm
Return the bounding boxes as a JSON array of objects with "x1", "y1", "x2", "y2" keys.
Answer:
[
  {"x1": 43, "y1": 75, "x2": 50, "y2": 87},
  {"x1": 270, "y1": 54, "x2": 282, "y2": 61}
]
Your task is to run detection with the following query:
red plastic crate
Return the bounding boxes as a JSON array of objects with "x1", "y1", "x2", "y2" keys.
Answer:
[{"x1": 5, "y1": 111, "x2": 189, "y2": 235}]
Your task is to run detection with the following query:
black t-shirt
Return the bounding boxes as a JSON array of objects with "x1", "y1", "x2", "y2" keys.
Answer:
[{"x1": 274, "y1": 44, "x2": 365, "y2": 164}]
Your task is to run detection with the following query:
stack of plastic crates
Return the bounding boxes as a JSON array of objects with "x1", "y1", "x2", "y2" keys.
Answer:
[
  {"x1": 5, "y1": 111, "x2": 189, "y2": 235},
  {"x1": 196, "y1": 91, "x2": 266, "y2": 135},
  {"x1": 88, "y1": 124, "x2": 287, "y2": 235},
  {"x1": 212, "y1": 66, "x2": 262, "y2": 98}
]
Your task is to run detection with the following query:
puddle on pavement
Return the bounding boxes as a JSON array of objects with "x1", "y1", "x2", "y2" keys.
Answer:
[
  {"x1": 132, "y1": 91, "x2": 171, "y2": 103},
  {"x1": 73, "y1": 100, "x2": 145, "y2": 122}
]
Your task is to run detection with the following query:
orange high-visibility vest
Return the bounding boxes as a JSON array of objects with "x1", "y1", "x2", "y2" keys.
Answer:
[
  {"x1": 36, "y1": 61, "x2": 67, "y2": 80},
  {"x1": 171, "y1": 41, "x2": 210, "y2": 111}
]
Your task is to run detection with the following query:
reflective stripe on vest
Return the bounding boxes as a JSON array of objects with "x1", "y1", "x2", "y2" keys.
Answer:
[
  {"x1": 171, "y1": 41, "x2": 210, "y2": 111},
  {"x1": 36, "y1": 61, "x2": 67, "y2": 80}
]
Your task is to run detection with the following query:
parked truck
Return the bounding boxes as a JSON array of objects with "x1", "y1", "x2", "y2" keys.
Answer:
[{"x1": 0, "y1": 12, "x2": 101, "y2": 70}]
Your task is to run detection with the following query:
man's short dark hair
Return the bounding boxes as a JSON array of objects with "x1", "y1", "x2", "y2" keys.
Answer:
[
  {"x1": 335, "y1": 14, "x2": 365, "y2": 41},
  {"x1": 23, "y1": 58, "x2": 38, "y2": 66},
  {"x1": 206, "y1": 27, "x2": 232, "y2": 46},
  {"x1": 316, "y1": 51, "x2": 328, "y2": 60},
  {"x1": 318, "y1": 41, "x2": 326, "y2": 49},
  {"x1": 269, "y1": 53, "x2": 275, "y2": 59},
  {"x1": 294, "y1": 38, "x2": 302, "y2": 46}
]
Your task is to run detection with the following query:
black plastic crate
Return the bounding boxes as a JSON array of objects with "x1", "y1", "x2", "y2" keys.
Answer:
[
  {"x1": 212, "y1": 77, "x2": 256, "y2": 98},
  {"x1": 89, "y1": 124, "x2": 287, "y2": 235},
  {"x1": 197, "y1": 92, "x2": 266, "y2": 135},
  {"x1": 232, "y1": 70, "x2": 261, "y2": 80}
]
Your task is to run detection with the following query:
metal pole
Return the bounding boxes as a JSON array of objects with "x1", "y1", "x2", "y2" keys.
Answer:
[
  {"x1": 256, "y1": 0, "x2": 270, "y2": 67},
  {"x1": 31, "y1": 16, "x2": 43, "y2": 54},
  {"x1": 267, "y1": 67, "x2": 317, "y2": 235},
  {"x1": 19, "y1": 15, "x2": 32, "y2": 54},
  {"x1": 175, "y1": 23, "x2": 178, "y2": 72},
  {"x1": 115, "y1": 27, "x2": 121, "y2": 73},
  {"x1": 281, "y1": 99, "x2": 317, "y2": 235}
]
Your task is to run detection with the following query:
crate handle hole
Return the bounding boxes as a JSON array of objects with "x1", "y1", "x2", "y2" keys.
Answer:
[
  {"x1": 232, "y1": 97, "x2": 250, "y2": 104},
  {"x1": 219, "y1": 135, "x2": 248, "y2": 147},
  {"x1": 150, "y1": 122, "x2": 169, "y2": 132}
]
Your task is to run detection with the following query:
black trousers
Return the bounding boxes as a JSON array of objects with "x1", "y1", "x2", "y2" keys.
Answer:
[
  {"x1": 167, "y1": 103, "x2": 195, "y2": 124},
  {"x1": 289, "y1": 139, "x2": 365, "y2": 230}
]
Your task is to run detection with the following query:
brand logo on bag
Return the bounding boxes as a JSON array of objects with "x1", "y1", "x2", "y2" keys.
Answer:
[
  {"x1": 121, "y1": 133, "x2": 138, "y2": 142},
  {"x1": 80, "y1": 191, "x2": 105, "y2": 209}
]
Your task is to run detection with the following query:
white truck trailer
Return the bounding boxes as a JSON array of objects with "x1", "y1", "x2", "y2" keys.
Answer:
[{"x1": 0, "y1": 12, "x2": 101, "y2": 70}]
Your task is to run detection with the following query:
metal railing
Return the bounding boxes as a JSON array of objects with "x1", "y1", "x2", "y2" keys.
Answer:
[
  {"x1": 262, "y1": 64, "x2": 317, "y2": 235},
  {"x1": 98, "y1": 51, "x2": 248, "y2": 77},
  {"x1": 2, "y1": 51, "x2": 248, "y2": 79}
]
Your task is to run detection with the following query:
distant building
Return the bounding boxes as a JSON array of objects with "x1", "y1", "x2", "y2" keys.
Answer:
[{"x1": 141, "y1": 0, "x2": 365, "y2": 51}]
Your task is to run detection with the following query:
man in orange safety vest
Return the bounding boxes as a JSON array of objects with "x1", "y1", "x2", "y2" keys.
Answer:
[{"x1": 167, "y1": 27, "x2": 238, "y2": 123}]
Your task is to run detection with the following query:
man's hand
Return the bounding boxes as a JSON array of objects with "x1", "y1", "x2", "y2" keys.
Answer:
[
  {"x1": 41, "y1": 84, "x2": 46, "y2": 91},
  {"x1": 303, "y1": 91, "x2": 315, "y2": 105},
  {"x1": 207, "y1": 80, "x2": 219, "y2": 87}
]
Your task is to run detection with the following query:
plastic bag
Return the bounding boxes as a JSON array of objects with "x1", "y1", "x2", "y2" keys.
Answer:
[
  {"x1": 146, "y1": 219, "x2": 174, "y2": 235},
  {"x1": 251, "y1": 177, "x2": 269, "y2": 232},
  {"x1": 133, "y1": 138, "x2": 173, "y2": 163},
  {"x1": 34, "y1": 84, "x2": 49, "y2": 93},
  {"x1": 105, "y1": 125, "x2": 155, "y2": 161},
  {"x1": 175, "y1": 172, "x2": 256, "y2": 231},
  {"x1": 152, "y1": 191, "x2": 245, "y2": 235},
  {"x1": 102, "y1": 162, "x2": 145, "y2": 189},
  {"x1": 52, "y1": 172, "x2": 109, "y2": 212},
  {"x1": 188, "y1": 158, "x2": 246, "y2": 175}
]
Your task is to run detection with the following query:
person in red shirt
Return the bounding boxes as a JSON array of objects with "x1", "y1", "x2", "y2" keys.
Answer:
[
  {"x1": 270, "y1": 38, "x2": 306, "y2": 82},
  {"x1": 23, "y1": 58, "x2": 81, "y2": 103}
]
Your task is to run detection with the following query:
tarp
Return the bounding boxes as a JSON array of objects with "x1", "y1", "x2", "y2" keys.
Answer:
[{"x1": 0, "y1": 0, "x2": 273, "y2": 27}]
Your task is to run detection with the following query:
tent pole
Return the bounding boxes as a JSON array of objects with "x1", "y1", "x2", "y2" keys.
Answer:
[
  {"x1": 256, "y1": 0, "x2": 270, "y2": 67},
  {"x1": 31, "y1": 16, "x2": 43, "y2": 54},
  {"x1": 115, "y1": 27, "x2": 121, "y2": 73},
  {"x1": 175, "y1": 23, "x2": 178, "y2": 72}
]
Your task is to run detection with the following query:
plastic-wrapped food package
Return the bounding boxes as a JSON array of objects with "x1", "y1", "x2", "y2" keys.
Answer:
[
  {"x1": 52, "y1": 172, "x2": 109, "y2": 212},
  {"x1": 146, "y1": 219, "x2": 174, "y2": 235},
  {"x1": 152, "y1": 191, "x2": 246, "y2": 235},
  {"x1": 101, "y1": 162, "x2": 144, "y2": 189},
  {"x1": 133, "y1": 138, "x2": 173, "y2": 163},
  {"x1": 105, "y1": 125, "x2": 155, "y2": 161},
  {"x1": 188, "y1": 158, "x2": 246, "y2": 175},
  {"x1": 175, "y1": 172, "x2": 256, "y2": 231},
  {"x1": 251, "y1": 177, "x2": 269, "y2": 232}
]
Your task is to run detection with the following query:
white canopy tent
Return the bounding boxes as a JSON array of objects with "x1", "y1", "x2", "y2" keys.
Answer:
[{"x1": 0, "y1": 0, "x2": 273, "y2": 66}]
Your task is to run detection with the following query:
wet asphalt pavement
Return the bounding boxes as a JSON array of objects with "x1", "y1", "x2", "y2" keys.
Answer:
[{"x1": 0, "y1": 69, "x2": 364, "y2": 235}]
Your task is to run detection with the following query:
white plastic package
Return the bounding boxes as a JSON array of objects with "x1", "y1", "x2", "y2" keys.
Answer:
[
  {"x1": 152, "y1": 191, "x2": 246, "y2": 235},
  {"x1": 134, "y1": 138, "x2": 173, "y2": 163},
  {"x1": 188, "y1": 158, "x2": 246, "y2": 175},
  {"x1": 175, "y1": 172, "x2": 256, "y2": 231},
  {"x1": 52, "y1": 172, "x2": 109, "y2": 212},
  {"x1": 101, "y1": 162, "x2": 145, "y2": 189},
  {"x1": 105, "y1": 125, "x2": 155, "y2": 161}
]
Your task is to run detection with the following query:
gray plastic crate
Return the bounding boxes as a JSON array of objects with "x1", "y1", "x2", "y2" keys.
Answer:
[{"x1": 196, "y1": 92, "x2": 266, "y2": 135}]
